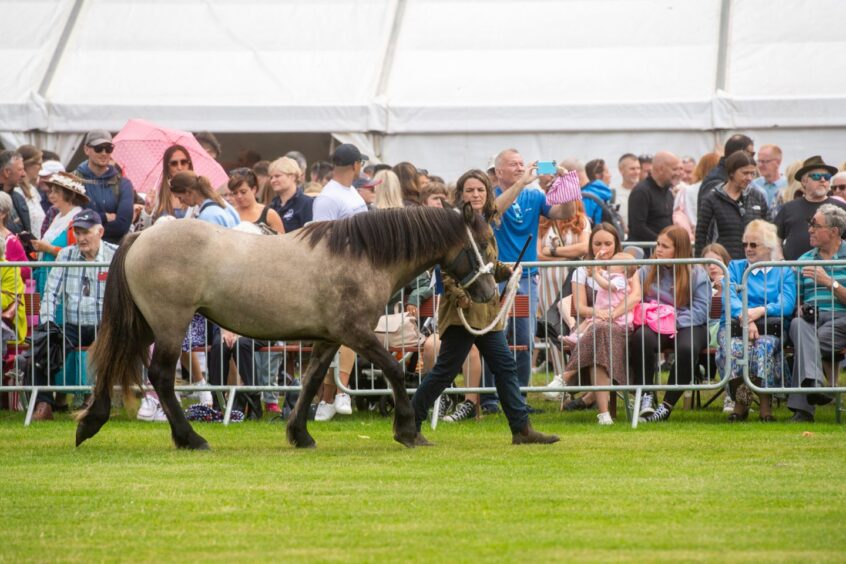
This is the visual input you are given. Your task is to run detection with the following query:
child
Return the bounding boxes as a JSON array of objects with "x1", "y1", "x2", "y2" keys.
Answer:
[{"x1": 561, "y1": 252, "x2": 635, "y2": 347}]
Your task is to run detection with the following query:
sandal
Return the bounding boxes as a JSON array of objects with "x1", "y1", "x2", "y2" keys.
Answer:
[{"x1": 727, "y1": 412, "x2": 748, "y2": 423}]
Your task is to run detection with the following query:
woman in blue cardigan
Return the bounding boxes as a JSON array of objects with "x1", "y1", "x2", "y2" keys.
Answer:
[{"x1": 717, "y1": 220, "x2": 796, "y2": 422}]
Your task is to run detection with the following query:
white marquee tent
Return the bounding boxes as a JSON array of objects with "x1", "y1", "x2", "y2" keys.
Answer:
[{"x1": 2, "y1": 0, "x2": 846, "y2": 181}]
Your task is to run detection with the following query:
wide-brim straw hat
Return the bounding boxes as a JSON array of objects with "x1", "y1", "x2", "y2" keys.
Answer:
[{"x1": 45, "y1": 172, "x2": 90, "y2": 204}]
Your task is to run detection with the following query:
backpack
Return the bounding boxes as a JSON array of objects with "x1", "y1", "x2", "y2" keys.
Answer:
[{"x1": 582, "y1": 191, "x2": 625, "y2": 240}]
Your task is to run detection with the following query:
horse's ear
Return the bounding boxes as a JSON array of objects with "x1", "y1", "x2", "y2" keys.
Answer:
[{"x1": 462, "y1": 202, "x2": 475, "y2": 226}]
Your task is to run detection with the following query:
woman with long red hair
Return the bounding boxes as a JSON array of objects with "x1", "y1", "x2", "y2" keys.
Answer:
[{"x1": 631, "y1": 225, "x2": 711, "y2": 422}]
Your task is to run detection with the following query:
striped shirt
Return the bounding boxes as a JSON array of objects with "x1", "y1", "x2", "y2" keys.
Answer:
[
  {"x1": 41, "y1": 242, "x2": 117, "y2": 326},
  {"x1": 798, "y1": 241, "x2": 846, "y2": 312}
]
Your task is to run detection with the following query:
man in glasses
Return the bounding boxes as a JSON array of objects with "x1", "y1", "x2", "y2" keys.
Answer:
[
  {"x1": 830, "y1": 172, "x2": 846, "y2": 203},
  {"x1": 29, "y1": 209, "x2": 117, "y2": 421},
  {"x1": 788, "y1": 204, "x2": 846, "y2": 423},
  {"x1": 750, "y1": 144, "x2": 786, "y2": 207},
  {"x1": 698, "y1": 133, "x2": 755, "y2": 201},
  {"x1": 74, "y1": 129, "x2": 135, "y2": 245},
  {"x1": 774, "y1": 156, "x2": 846, "y2": 260},
  {"x1": 0, "y1": 150, "x2": 31, "y2": 233}
]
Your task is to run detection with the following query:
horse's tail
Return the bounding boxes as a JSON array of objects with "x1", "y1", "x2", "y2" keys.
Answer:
[{"x1": 84, "y1": 232, "x2": 153, "y2": 410}]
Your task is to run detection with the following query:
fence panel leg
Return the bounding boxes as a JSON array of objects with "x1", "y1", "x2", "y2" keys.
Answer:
[
  {"x1": 24, "y1": 387, "x2": 38, "y2": 427},
  {"x1": 223, "y1": 386, "x2": 236, "y2": 426},
  {"x1": 631, "y1": 387, "x2": 642, "y2": 429}
]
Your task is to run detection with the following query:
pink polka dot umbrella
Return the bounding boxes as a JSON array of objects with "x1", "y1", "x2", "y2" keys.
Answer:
[{"x1": 112, "y1": 119, "x2": 228, "y2": 194}]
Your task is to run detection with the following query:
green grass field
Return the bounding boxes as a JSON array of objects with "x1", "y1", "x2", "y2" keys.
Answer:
[{"x1": 2, "y1": 396, "x2": 845, "y2": 562}]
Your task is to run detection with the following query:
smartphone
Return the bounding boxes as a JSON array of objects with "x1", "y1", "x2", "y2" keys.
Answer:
[{"x1": 537, "y1": 161, "x2": 557, "y2": 175}]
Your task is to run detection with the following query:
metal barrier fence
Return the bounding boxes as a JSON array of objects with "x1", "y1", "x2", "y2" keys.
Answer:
[
  {"x1": 739, "y1": 260, "x2": 846, "y2": 423},
  {"x1": 5, "y1": 255, "x2": 843, "y2": 426}
]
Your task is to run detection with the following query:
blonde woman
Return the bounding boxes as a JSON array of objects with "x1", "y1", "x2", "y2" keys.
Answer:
[
  {"x1": 15, "y1": 145, "x2": 46, "y2": 233},
  {"x1": 373, "y1": 170, "x2": 404, "y2": 209},
  {"x1": 267, "y1": 157, "x2": 313, "y2": 232}
]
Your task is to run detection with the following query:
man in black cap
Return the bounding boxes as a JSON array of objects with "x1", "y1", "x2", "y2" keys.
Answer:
[
  {"x1": 75, "y1": 129, "x2": 135, "y2": 244},
  {"x1": 28, "y1": 209, "x2": 118, "y2": 420},
  {"x1": 311, "y1": 143, "x2": 369, "y2": 222},
  {"x1": 774, "y1": 155, "x2": 846, "y2": 260}
]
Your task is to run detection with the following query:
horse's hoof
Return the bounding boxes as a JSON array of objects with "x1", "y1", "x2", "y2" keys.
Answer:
[
  {"x1": 394, "y1": 432, "x2": 419, "y2": 448},
  {"x1": 176, "y1": 441, "x2": 211, "y2": 451},
  {"x1": 75, "y1": 419, "x2": 103, "y2": 447},
  {"x1": 413, "y1": 432, "x2": 434, "y2": 447}
]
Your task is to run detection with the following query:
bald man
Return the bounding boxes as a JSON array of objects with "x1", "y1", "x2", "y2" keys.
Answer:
[{"x1": 628, "y1": 151, "x2": 681, "y2": 244}]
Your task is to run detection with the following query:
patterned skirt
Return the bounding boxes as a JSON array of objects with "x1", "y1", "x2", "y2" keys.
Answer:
[
  {"x1": 715, "y1": 327, "x2": 791, "y2": 389},
  {"x1": 181, "y1": 314, "x2": 207, "y2": 353},
  {"x1": 564, "y1": 324, "x2": 632, "y2": 385}
]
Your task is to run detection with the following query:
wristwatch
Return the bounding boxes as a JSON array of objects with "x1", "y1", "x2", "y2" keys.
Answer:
[{"x1": 833, "y1": 280, "x2": 841, "y2": 290}]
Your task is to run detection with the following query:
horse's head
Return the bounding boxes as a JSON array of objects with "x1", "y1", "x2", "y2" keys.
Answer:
[{"x1": 443, "y1": 204, "x2": 498, "y2": 303}]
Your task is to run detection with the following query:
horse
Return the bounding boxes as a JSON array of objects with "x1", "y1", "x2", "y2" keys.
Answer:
[{"x1": 75, "y1": 205, "x2": 498, "y2": 450}]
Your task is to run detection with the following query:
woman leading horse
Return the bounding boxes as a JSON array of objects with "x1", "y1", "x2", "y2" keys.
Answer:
[{"x1": 76, "y1": 206, "x2": 499, "y2": 450}]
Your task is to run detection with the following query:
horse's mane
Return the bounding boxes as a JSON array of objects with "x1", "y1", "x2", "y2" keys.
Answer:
[{"x1": 298, "y1": 206, "x2": 487, "y2": 267}]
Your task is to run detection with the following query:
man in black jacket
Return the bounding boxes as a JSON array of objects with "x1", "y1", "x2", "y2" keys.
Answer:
[
  {"x1": 698, "y1": 133, "x2": 755, "y2": 202},
  {"x1": 628, "y1": 151, "x2": 680, "y2": 244}
]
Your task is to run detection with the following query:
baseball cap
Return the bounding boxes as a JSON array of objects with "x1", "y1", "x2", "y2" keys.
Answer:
[
  {"x1": 353, "y1": 176, "x2": 383, "y2": 189},
  {"x1": 72, "y1": 209, "x2": 102, "y2": 229},
  {"x1": 85, "y1": 129, "x2": 113, "y2": 147},
  {"x1": 331, "y1": 143, "x2": 369, "y2": 167},
  {"x1": 38, "y1": 160, "x2": 65, "y2": 177}
]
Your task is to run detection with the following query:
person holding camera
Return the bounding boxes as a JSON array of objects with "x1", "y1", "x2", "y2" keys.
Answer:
[
  {"x1": 788, "y1": 204, "x2": 846, "y2": 423},
  {"x1": 716, "y1": 221, "x2": 795, "y2": 422}
]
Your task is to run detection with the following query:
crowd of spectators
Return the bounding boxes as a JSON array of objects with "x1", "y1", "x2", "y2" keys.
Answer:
[{"x1": 2, "y1": 129, "x2": 845, "y2": 426}]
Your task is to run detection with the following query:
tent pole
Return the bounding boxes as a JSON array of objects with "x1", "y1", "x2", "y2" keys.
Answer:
[
  {"x1": 39, "y1": 0, "x2": 86, "y2": 97},
  {"x1": 715, "y1": 0, "x2": 732, "y2": 93}
]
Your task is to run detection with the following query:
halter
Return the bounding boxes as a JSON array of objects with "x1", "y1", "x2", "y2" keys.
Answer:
[{"x1": 447, "y1": 226, "x2": 495, "y2": 291}]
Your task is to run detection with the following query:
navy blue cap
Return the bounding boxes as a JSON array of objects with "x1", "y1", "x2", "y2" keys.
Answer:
[{"x1": 73, "y1": 209, "x2": 102, "y2": 229}]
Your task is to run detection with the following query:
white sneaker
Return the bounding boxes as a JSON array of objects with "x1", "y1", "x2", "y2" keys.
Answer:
[
  {"x1": 191, "y1": 379, "x2": 213, "y2": 407},
  {"x1": 638, "y1": 393, "x2": 655, "y2": 418},
  {"x1": 543, "y1": 375, "x2": 565, "y2": 401},
  {"x1": 137, "y1": 395, "x2": 159, "y2": 421},
  {"x1": 723, "y1": 395, "x2": 736, "y2": 414},
  {"x1": 314, "y1": 400, "x2": 336, "y2": 421},
  {"x1": 152, "y1": 404, "x2": 168, "y2": 422},
  {"x1": 597, "y1": 411, "x2": 614, "y2": 425},
  {"x1": 334, "y1": 393, "x2": 353, "y2": 415}
]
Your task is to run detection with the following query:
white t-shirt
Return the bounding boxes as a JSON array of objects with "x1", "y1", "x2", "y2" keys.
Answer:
[{"x1": 312, "y1": 179, "x2": 368, "y2": 221}]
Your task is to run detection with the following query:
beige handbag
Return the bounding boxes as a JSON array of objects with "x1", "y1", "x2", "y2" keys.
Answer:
[{"x1": 374, "y1": 303, "x2": 424, "y2": 349}]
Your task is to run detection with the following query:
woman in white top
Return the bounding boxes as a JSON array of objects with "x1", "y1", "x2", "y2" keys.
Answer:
[{"x1": 15, "y1": 145, "x2": 47, "y2": 235}]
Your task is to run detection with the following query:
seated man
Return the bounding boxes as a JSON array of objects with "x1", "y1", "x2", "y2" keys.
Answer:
[
  {"x1": 29, "y1": 209, "x2": 118, "y2": 420},
  {"x1": 788, "y1": 204, "x2": 846, "y2": 423}
]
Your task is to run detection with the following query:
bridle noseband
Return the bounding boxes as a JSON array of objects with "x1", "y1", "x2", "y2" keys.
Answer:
[{"x1": 447, "y1": 226, "x2": 494, "y2": 291}]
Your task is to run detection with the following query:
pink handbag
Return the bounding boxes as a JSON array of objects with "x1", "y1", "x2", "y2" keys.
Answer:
[
  {"x1": 546, "y1": 170, "x2": 582, "y2": 205},
  {"x1": 632, "y1": 302, "x2": 677, "y2": 337}
]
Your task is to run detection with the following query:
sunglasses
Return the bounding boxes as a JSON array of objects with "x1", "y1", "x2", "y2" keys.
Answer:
[
  {"x1": 82, "y1": 275, "x2": 90, "y2": 297},
  {"x1": 742, "y1": 242, "x2": 759, "y2": 249},
  {"x1": 92, "y1": 144, "x2": 114, "y2": 154},
  {"x1": 169, "y1": 159, "x2": 190, "y2": 167},
  {"x1": 808, "y1": 172, "x2": 833, "y2": 182},
  {"x1": 832, "y1": 184, "x2": 846, "y2": 192}
]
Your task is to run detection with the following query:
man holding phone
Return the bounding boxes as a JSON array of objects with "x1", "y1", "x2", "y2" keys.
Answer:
[{"x1": 479, "y1": 149, "x2": 576, "y2": 413}]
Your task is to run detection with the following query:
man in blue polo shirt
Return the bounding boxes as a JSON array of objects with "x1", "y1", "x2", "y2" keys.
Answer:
[
  {"x1": 480, "y1": 148, "x2": 575, "y2": 412},
  {"x1": 788, "y1": 204, "x2": 846, "y2": 423}
]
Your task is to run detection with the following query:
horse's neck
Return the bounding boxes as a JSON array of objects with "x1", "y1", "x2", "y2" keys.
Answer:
[{"x1": 388, "y1": 251, "x2": 444, "y2": 292}]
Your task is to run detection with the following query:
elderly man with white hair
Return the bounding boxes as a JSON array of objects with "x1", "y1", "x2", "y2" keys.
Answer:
[
  {"x1": 28, "y1": 207, "x2": 117, "y2": 421},
  {"x1": 787, "y1": 203, "x2": 846, "y2": 423}
]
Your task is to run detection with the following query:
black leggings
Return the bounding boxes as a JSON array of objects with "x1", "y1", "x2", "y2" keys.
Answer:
[{"x1": 629, "y1": 325, "x2": 708, "y2": 408}]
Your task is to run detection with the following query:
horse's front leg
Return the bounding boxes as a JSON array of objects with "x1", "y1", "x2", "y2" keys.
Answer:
[
  {"x1": 352, "y1": 336, "x2": 417, "y2": 448},
  {"x1": 286, "y1": 341, "x2": 339, "y2": 449}
]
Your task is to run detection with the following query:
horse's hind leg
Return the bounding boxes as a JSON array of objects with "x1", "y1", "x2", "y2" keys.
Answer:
[
  {"x1": 287, "y1": 341, "x2": 339, "y2": 449},
  {"x1": 75, "y1": 387, "x2": 111, "y2": 447},
  {"x1": 351, "y1": 337, "x2": 417, "y2": 448},
  {"x1": 149, "y1": 344, "x2": 209, "y2": 450}
]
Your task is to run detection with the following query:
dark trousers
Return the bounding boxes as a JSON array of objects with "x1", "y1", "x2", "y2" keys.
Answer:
[
  {"x1": 629, "y1": 325, "x2": 708, "y2": 408},
  {"x1": 411, "y1": 326, "x2": 529, "y2": 434},
  {"x1": 206, "y1": 331, "x2": 268, "y2": 388},
  {"x1": 32, "y1": 324, "x2": 97, "y2": 405}
]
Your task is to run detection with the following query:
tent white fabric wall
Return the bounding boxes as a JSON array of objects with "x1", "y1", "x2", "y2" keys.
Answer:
[{"x1": 2, "y1": 0, "x2": 845, "y2": 181}]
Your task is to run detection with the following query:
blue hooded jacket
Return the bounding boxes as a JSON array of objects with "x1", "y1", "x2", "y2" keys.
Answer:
[
  {"x1": 581, "y1": 179, "x2": 613, "y2": 226},
  {"x1": 75, "y1": 161, "x2": 135, "y2": 244}
]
